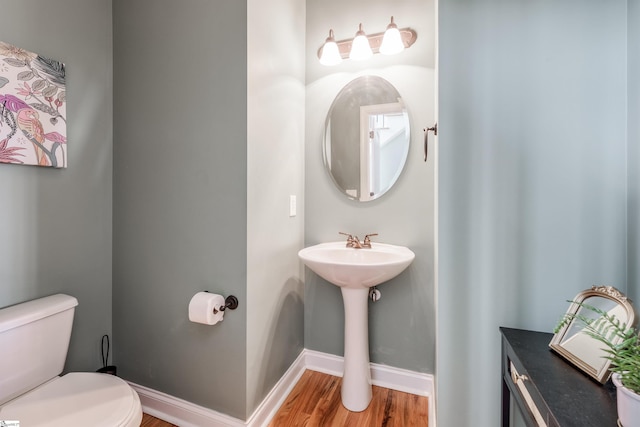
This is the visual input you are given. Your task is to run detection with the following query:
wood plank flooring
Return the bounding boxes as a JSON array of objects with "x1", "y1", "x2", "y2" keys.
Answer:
[
  {"x1": 268, "y1": 370, "x2": 429, "y2": 426},
  {"x1": 141, "y1": 413, "x2": 177, "y2": 427},
  {"x1": 140, "y1": 370, "x2": 429, "y2": 427}
]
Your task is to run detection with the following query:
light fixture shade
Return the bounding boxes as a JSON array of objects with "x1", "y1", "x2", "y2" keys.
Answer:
[
  {"x1": 320, "y1": 41, "x2": 342, "y2": 66},
  {"x1": 319, "y1": 30, "x2": 342, "y2": 66},
  {"x1": 380, "y1": 17, "x2": 405, "y2": 55},
  {"x1": 349, "y1": 24, "x2": 372, "y2": 60}
]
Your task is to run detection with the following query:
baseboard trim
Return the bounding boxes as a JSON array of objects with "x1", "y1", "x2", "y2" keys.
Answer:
[
  {"x1": 245, "y1": 350, "x2": 307, "y2": 427},
  {"x1": 303, "y1": 349, "x2": 436, "y2": 427},
  {"x1": 130, "y1": 349, "x2": 436, "y2": 427},
  {"x1": 128, "y1": 382, "x2": 245, "y2": 427}
]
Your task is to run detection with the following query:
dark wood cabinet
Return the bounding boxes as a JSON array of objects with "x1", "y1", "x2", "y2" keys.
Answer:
[{"x1": 500, "y1": 327, "x2": 618, "y2": 426}]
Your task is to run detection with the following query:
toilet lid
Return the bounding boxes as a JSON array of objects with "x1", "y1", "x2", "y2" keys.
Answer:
[{"x1": 0, "y1": 372, "x2": 142, "y2": 427}]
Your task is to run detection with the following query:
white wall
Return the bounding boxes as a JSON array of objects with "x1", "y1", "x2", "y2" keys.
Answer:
[{"x1": 246, "y1": 0, "x2": 306, "y2": 416}]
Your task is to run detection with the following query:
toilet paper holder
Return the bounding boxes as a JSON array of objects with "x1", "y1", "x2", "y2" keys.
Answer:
[{"x1": 206, "y1": 293, "x2": 239, "y2": 314}]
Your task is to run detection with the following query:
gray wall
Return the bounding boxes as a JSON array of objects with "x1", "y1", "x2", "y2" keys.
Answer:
[
  {"x1": 629, "y1": 0, "x2": 640, "y2": 305},
  {"x1": 0, "y1": 0, "x2": 113, "y2": 373},
  {"x1": 112, "y1": 0, "x2": 249, "y2": 419},
  {"x1": 438, "y1": 1, "x2": 628, "y2": 426},
  {"x1": 305, "y1": 0, "x2": 436, "y2": 373},
  {"x1": 4, "y1": 2, "x2": 638, "y2": 426}
]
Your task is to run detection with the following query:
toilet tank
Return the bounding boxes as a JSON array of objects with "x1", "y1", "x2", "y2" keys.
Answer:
[{"x1": 0, "y1": 294, "x2": 78, "y2": 405}]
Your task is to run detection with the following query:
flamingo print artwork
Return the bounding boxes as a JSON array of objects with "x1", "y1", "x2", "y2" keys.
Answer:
[{"x1": 0, "y1": 41, "x2": 67, "y2": 168}]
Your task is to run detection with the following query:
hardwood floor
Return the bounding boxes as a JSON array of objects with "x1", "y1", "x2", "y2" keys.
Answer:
[
  {"x1": 268, "y1": 370, "x2": 429, "y2": 426},
  {"x1": 141, "y1": 413, "x2": 177, "y2": 427},
  {"x1": 141, "y1": 370, "x2": 429, "y2": 427}
]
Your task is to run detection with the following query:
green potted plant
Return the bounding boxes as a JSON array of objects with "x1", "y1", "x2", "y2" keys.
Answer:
[{"x1": 556, "y1": 301, "x2": 640, "y2": 427}]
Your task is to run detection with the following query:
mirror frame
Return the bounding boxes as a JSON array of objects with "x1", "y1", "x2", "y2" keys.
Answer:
[{"x1": 549, "y1": 285, "x2": 636, "y2": 383}]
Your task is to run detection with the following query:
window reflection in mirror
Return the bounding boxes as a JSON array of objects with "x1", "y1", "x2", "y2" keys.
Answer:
[{"x1": 324, "y1": 76, "x2": 410, "y2": 202}]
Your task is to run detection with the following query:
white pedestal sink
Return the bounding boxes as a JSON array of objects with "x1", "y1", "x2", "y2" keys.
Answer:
[{"x1": 298, "y1": 241, "x2": 415, "y2": 412}]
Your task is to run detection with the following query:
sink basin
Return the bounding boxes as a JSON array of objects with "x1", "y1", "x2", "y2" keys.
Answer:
[
  {"x1": 298, "y1": 241, "x2": 415, "y2": 288},
  {"x1": 298, "y1": 241, "x2": 415, "y2": 412}
]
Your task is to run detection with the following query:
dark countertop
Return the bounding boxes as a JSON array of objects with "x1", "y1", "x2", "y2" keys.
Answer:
[{"x1": 501, "y1": 327, "x2": 618, "y2": 426}]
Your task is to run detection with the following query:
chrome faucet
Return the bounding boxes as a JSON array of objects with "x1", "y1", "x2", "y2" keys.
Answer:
[{"x1": 339, "y1": 232, "x2": 378, "y2": 249}]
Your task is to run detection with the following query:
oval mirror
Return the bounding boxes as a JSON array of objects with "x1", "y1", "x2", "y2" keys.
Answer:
[{"x1": 324, "y1": 76, "x2": 410, "y2": 202}]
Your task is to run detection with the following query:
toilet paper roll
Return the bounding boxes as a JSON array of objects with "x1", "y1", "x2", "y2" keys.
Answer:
[{"x1": 188, "y1": 292, "x2": 225, "y2": 325}]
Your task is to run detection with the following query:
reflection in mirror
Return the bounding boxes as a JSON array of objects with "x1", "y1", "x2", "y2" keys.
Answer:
[
  {"x1": 550, "y1": 286, "x2": 636, "y2": 383},
  {"x1": 324, "y1": 76, "x2": 410, "y2": 202},
  {"x1": 559, "y1": 296, "x2": 621, "y2": 372}
]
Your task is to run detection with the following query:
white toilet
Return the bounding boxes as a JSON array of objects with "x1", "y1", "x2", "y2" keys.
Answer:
[{"x1": 0, "y1": 294, "x2": 143, "y2": 426}]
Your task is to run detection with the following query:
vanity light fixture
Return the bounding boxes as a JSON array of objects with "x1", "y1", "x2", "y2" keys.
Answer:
[{"x1": 318, "y1": 17, "x2": 417, "y2": 66}]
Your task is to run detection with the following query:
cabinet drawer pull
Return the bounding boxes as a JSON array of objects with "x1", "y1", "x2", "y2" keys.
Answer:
[
  {"x1": 512, "y1": 371, "x2": 529, "y2": 383},
  {"x1": 510, "y1": 362, "x2": 547, "y2": 427}
]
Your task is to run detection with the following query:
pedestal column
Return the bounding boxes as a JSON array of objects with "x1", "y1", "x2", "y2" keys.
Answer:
[{"x1": 340, "y1": 287, "x2": 372, "y2": 412}]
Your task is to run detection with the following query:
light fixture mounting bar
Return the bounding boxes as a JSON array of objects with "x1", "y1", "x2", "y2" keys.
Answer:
[{"x1": 317, "y1": 28, "x2": 417, "y2": 60}]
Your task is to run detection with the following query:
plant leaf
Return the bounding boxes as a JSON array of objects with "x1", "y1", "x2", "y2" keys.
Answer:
[
  {"x1": 556, "y1": 299, "x2": 640, "y2": 394},
  {"x1": 31, "y1": 79, "x2": 47, "y2": 92},
  {"x1": 42, "y1": 85, "x2": 58, "y2": 98},
  {"x1": 29, "y1": 102, "x2": 58, "y2": 116},
  {"x1": 0, "y1": 138, "x2": 25, "y2": 163},
  {"x1": 44, "y1": 132, "x2": 66, "y2": 143},
  {"x1": 3, "y1": 58, "x2": 26, "y2": 67},
  {"x1": 16, "y1": 70, "x2": 34, "y2": 81}
]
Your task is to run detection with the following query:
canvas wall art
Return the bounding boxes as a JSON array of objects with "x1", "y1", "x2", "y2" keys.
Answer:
[{"x1": 0, "y1": 41, "x2": 66, "y2": 168}]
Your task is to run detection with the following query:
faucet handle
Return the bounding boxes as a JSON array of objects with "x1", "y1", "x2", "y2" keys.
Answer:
[
  {"x1": 363, "y1": 233, "x2": 378, "y2": 248},
  {"x1": 339, "y1": 232, "x2": 355, "y2": 247}
]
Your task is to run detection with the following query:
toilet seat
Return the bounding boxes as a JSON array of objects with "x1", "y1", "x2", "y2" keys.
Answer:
[{"x1": 0, "y1": 372, "x2": 143, "y2": 427}]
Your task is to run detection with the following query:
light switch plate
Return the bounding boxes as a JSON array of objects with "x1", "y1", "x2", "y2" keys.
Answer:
[{"x1": 289, "y1": 195, "x2": 296, "y2": 217}]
